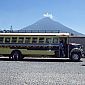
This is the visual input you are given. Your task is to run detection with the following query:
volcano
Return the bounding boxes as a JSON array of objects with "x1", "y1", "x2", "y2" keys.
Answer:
[{"x1": 21, "y1": 17, "x2": 83, "y2": 35}]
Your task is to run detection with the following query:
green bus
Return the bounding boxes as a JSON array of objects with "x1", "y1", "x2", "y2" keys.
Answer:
[{"x1": 0, "y1": 31, "x2": 83, "y2": 61}]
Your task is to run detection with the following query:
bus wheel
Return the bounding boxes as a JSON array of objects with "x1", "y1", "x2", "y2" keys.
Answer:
[
  {"x1": 70, "y1": 53, "x2": 81, "y2": 61},
  {"x1": 10, "y1": 50, "x2": 22, "y2": 61}
]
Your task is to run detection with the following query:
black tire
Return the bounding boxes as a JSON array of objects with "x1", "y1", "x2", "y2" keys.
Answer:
[
  {"x1": 70, "y1": 53, "x2": 81, "y2": 61},
  {"x1": 9, "y1": 50, "x2": 22, "y2": 61}
]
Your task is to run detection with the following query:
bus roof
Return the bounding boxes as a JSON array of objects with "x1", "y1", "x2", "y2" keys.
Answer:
[{"x1": 0, "y1": 33, "x2": 69, "y2": 36}]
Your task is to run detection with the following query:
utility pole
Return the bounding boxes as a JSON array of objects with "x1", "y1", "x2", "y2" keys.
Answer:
[
  {"x1": 10, "y1": 25, "x2": 13, "y2": 32},
  {"x1": 10, "y1": 25, "x2": 13, "y2": 31}
]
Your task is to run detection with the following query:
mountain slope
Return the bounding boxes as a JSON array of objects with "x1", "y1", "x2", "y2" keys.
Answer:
[{"x1": 21, "y1": 17, "x2": 83, "y2": 35}]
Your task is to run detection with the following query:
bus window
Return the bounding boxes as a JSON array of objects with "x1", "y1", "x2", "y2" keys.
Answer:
[
  {"x1": 5, "y1": 37, "x2": 10, "y2": 43},
  {"x1": 53, "y1": 38, "x2": 58, "y2": 43},
  {"x1": 32, "y1": 37, "x2": 37, "y2": 43},
  {"x1": 39, "y1": 38, "x2": 44, "y2": 43},
  {"x1": 59, "y1": 38, "x2": 67, "y2": 44},
  {"x1": 11, "y1": 37, "x2": 17, "y2": 43},
  {"x1": 25, "y1": 37, "x2": 30, "y2": 43},
  {"x1": 0, "y1": 37, "x2": 4, "y2": 43},
  {"x1": 46, "y1": 38, "x2": 52, "y2": 43},
  {"x1": 18, "y1": 37, "x2": 24, "y2": 43}
]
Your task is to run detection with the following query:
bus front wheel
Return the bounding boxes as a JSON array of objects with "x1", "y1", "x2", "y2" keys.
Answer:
[
  {"x1": 70, "y1": 52, "x2": 81, "y2": 61},
  {"x1": 9, "y1": 50, "x2": 22, "y2": 61}
]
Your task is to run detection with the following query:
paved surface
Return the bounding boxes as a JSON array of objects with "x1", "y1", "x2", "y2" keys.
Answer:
[{"x1": 0, "y1": 58, "x2": 85, "y2": 85}]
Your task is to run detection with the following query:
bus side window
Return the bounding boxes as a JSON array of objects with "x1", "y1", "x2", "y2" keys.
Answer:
[
  {"x1": 0, "y1": 37, "x2": 4, "y2": 43},
  {"x1": 53, "y1": 38, "x2": 58, "y2": 43},
  {"x1": 32, "y1": 37, "x2": 37, "y2": 43},
  {"x1": 18, "y1": 37, "x2": 24, "y2": 43},
  {"x1": 39, "y1": 38, "x2": 44, "y2": 43},
  {"x1": 11, "y1": 37, "x2": 17, "y2": 43},
  {"x1": 5, "y1": 37, "x2": 10, "y2": 43},
  {"x1": 25, "y1": 37, "x2": 30, "y2": 43},
  {"x1": 46, "y1": 38, "x2": 52, "y2": 43}
]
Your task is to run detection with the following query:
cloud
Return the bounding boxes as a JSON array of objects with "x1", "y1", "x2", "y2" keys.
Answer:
[{"x1": 43, "y1": 12, "x2": 53, "y2": 19}]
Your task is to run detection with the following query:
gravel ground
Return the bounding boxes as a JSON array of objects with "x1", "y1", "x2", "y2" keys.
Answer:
[{"x1": 0, "y1": 58, "x2": 85, "y2": 85}]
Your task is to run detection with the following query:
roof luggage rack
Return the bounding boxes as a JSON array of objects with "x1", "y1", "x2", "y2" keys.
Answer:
[{"x1": 0, "y1": 30, "x2": 60, "y2": 33}]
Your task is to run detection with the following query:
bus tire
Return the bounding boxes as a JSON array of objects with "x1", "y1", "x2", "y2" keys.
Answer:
[
  {"x1": 70, "y1": 52, "x2": 81, "y2": 61},
  {"x1": 10, "y1": 50, "x2": 22, "y2": 61}
]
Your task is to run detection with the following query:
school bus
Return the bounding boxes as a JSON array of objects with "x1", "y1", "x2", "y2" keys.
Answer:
[{"x1": 0, "y1": 30, "x2": 83, "y2": 61}]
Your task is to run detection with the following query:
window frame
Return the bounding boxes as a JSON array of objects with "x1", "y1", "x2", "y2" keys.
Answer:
[
  {"x1": 5, "y1": 37, "x2": 10, "y2": 43},
  {"x1": 53, "y1": 38, "x2": 58, "y2": 44},
  {"x1": 32, "y1": 37, "x2": 38, "y2": 43},
  {"x1": 39, "y1": 37, "x2": 44, "y2": 44},
  {"x1": 11, "y1": 37, "x2": 17, "y2": 43},
  {"x1": 25, "y1": 37, "x2": 31, "y2": 43},
  {"x1": 18, "y1": 37, "x2": 24, "y2": 43},
  {"x1": 46, "y1": 38, "x2": 52, "y2": 44},
  {"x1": 0, "y1": 37, "x2": 4, "y2": 43}
]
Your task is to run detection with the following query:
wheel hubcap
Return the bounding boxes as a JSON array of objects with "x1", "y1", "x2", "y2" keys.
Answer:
[
  {"x1": 13, "y1": 52, "x2": 19, "y2": 60},
  {"x1": 72, "y1": 54, "x2": 79, "y2": 60}
]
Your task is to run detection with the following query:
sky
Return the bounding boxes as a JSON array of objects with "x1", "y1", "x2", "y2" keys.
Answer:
[{"x1": 0, "y1": 0, "x2": 85, "y2": 34}]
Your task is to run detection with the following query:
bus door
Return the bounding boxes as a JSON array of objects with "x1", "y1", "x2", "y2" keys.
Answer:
[{"x1": 59, "y1": 37, "x2": 68, "y2": 57}]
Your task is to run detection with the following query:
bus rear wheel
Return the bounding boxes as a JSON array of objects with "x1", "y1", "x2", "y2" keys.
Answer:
[{"x1": 9, "y1": 50, "x2": 22, "y2": 61}]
